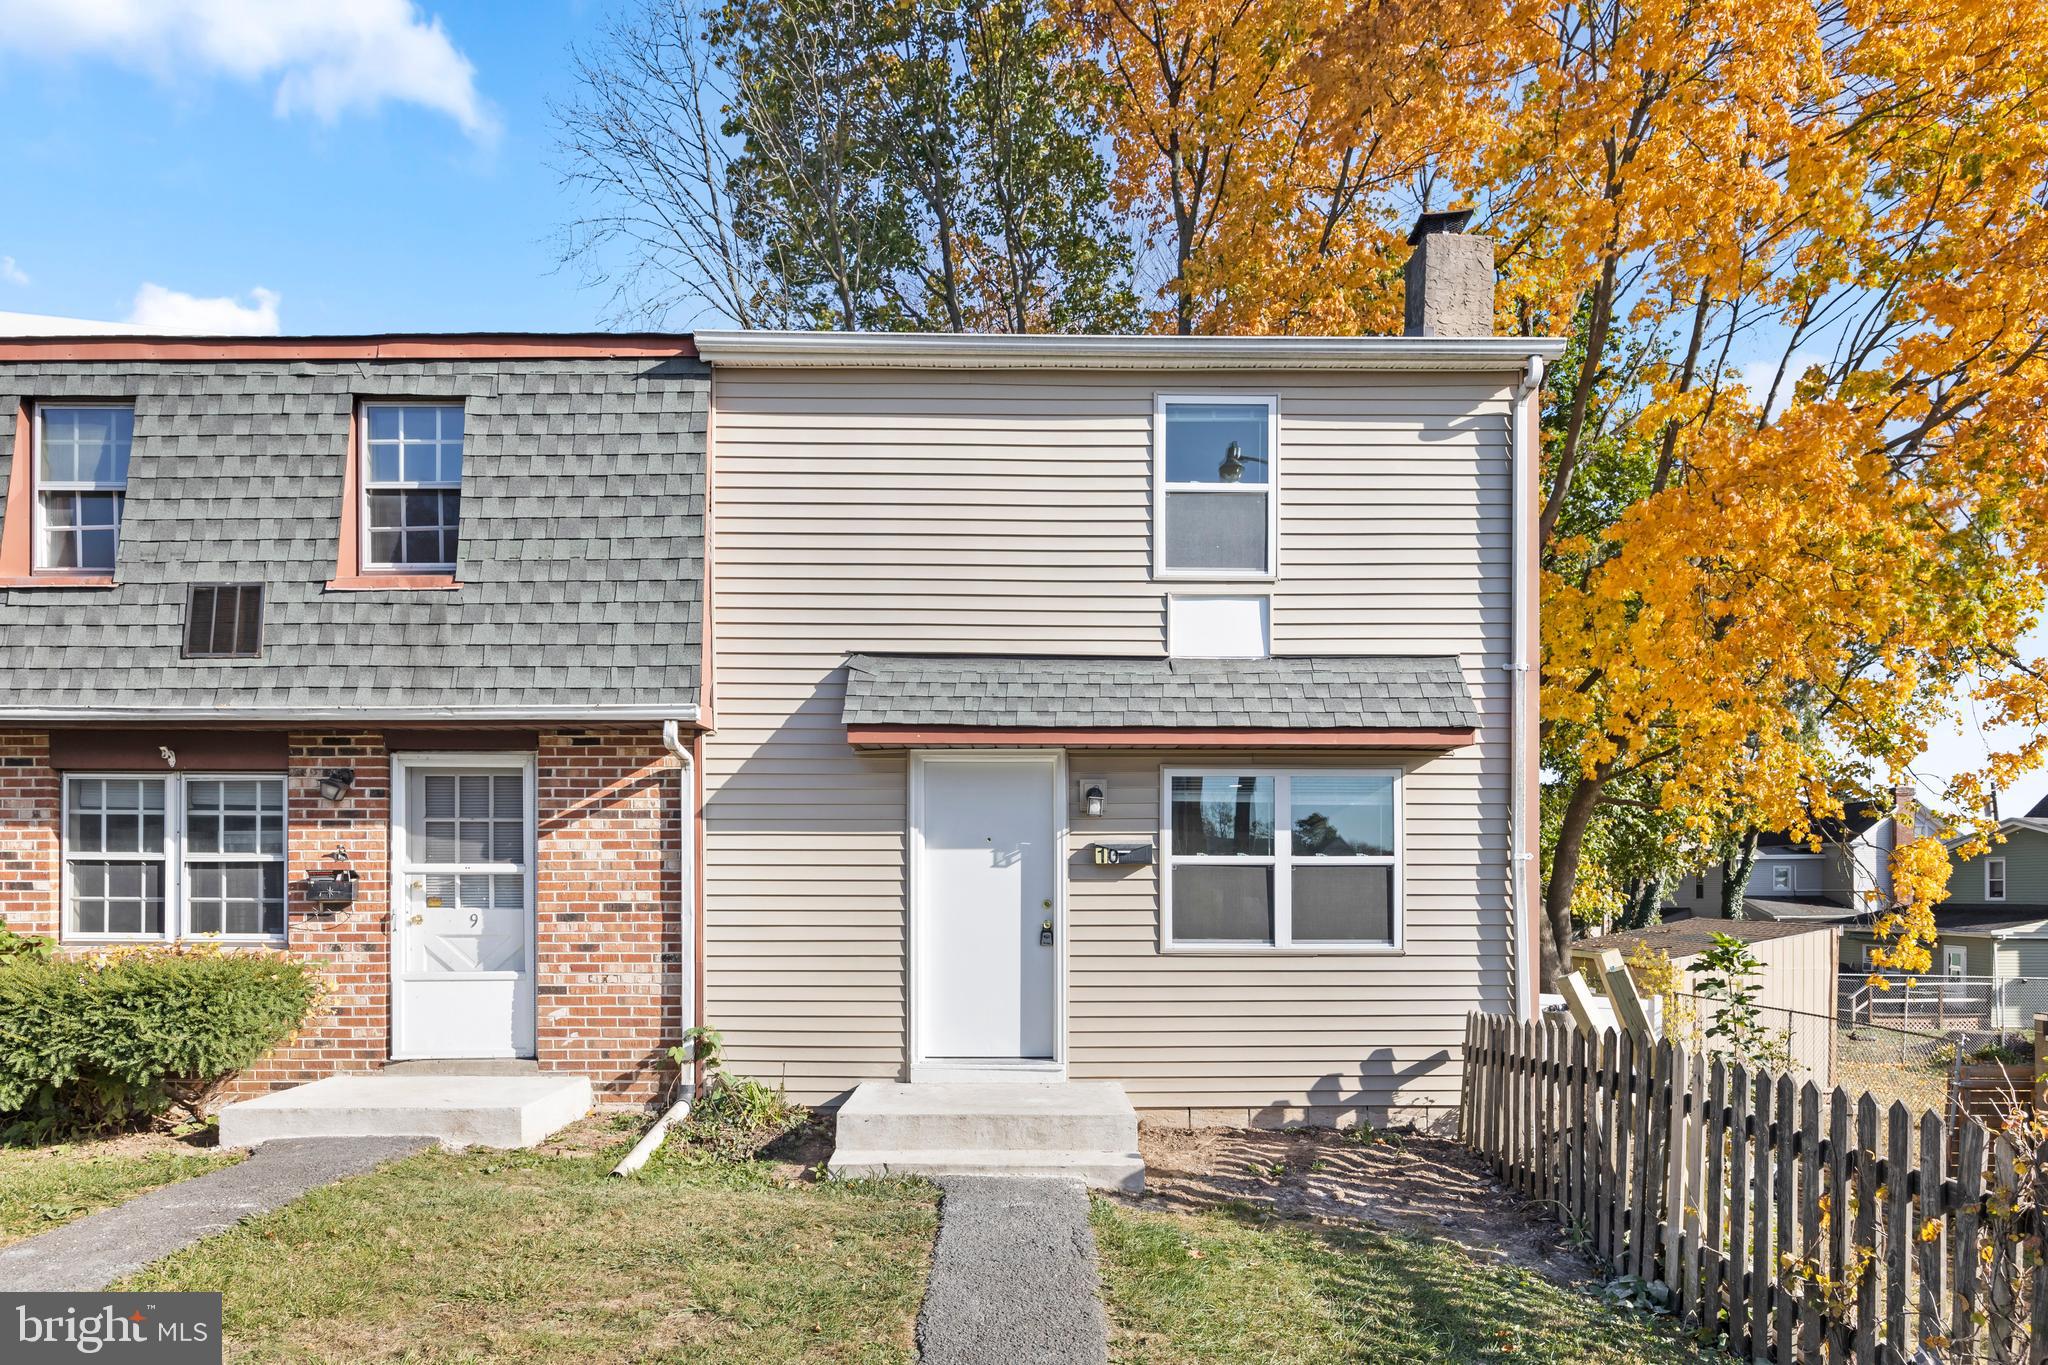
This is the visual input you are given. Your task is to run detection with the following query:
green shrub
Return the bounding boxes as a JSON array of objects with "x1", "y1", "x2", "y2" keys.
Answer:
[{"x1": 0, "y1": 945, "x2": 321, "y2": 1141}]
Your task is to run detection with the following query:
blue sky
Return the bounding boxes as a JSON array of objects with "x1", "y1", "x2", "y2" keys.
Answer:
[{"x1": 0, "y1": 1, "x2": 622, "y2": 334}]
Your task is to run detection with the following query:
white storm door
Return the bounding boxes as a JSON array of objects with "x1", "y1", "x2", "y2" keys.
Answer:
[
  {"x1": 918, "y1": 756, "x2": 1058, "y2": 1062},
  {"x1": 394, "y1": 759, "x2": 536, "y2": 1059}
]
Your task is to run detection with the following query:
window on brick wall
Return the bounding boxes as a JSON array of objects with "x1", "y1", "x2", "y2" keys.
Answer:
[{"x1": 63, "y1": 774, "x2": 287, "y2": 941}]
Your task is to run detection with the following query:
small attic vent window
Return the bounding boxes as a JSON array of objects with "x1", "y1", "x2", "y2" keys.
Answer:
[{"x1": 184, "y1": 584, "x2": 264, "y2": 659}]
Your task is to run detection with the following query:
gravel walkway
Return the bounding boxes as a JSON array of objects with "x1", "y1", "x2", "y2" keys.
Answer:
[
  {"x1": 917, "y1": 1175, "x2": 1109, "y2": 1365},
  {"x1": 0, "y1": 1135, "x2": 430, "y2": 1291}
]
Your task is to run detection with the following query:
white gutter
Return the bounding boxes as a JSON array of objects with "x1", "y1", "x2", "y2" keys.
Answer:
[
  {"x1": 1512, "y1": 354, "x2": 1545, "y2": 1020},
  {"x1": 0, "y1": 704, "x2": 702, "y2": 724},
  {"x1": 694, "y1": 329, "x2": 1569, "y2": 372}
]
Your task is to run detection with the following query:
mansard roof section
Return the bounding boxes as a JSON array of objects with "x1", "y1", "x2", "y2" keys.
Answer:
[{"x1": 0, "y1": 349, "x2": 705, "y2": 720}]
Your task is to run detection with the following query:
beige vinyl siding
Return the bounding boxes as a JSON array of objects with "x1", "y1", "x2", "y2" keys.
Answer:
[{"x1": 706, "y1": 367, "x2": 1516, "y2": 1119}]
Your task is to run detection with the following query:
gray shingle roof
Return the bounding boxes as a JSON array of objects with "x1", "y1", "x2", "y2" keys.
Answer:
[
  {"x1": 841, "y1": 653, "x2": 1478, "y2": 730},
  {"x1": 0, "y1": 356, "x2": 704, "y2": 715}
]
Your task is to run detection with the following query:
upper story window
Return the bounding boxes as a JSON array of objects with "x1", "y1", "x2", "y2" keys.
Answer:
[
  {"x1": 1987, "y1": 857, "x2": 2007, "y2": 901},
  {"x1": 35, "y1": 404, "x2": 133, "y2": 573},
  {"x1": 1155, "y1": 397, "x2": 1276, "y2": 578},
  {"x1": 362, "y1": 402, "x2": 464, "y2": 571}
]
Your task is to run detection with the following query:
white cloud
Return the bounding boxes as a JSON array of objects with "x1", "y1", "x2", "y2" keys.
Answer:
[
  {"x1": 126, "y1": 284, "x2": 282, "y2": 335},
  {"x1": 0, "y1": 0, "x2": 494, "y2": 139},
  {"x1": 0, "y1": 256, "x2": 27, "y2": 287}
]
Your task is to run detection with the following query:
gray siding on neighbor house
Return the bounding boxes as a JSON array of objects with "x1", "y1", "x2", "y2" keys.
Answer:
[
  {"x1": 704, "y1": 365, "x2": 1518, "y2": 1121},
  {"x1": 1947, "y1": 827, "x2": 2048, "y2": 909},
  {"x1": 0, "y1": 357, "x2": 706, "y2": 711}
]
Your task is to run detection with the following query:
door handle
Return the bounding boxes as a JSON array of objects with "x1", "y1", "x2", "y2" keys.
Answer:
[{"x1": 407, "y1": 914, "x2": 424, "y2": 926}]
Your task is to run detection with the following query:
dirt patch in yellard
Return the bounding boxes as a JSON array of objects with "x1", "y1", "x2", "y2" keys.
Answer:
[
  {"x1": 6, "y1": 1127, "x2": 224, "y2": 1161},
  {"x1": 1124, "y1": 1123, "x2": 1593, "y2": 1284}
]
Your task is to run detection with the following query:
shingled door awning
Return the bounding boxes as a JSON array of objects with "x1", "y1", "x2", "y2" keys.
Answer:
[{"x1": 840, "y1": 653, "x2": 1480, "y2": 748}]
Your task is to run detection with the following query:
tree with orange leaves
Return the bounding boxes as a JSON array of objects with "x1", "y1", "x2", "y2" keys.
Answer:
[
  {"x1": 1267, "y1": 0, "x2": 2048, "y2": 983},
  {"x1": 1060, "y1": 0, "x2": 1515, "y2": 334}
]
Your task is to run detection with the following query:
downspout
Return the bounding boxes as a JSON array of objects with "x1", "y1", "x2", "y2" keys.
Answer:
[
  {"x1": 614, "y1": 718, "x2": 698, "y2": 1176},
  {"x1": 1512, "y1": 354, "x2": 1545, "y2": 1019}
]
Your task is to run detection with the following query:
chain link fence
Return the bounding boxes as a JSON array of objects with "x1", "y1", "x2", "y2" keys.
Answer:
[{"x1": 1662, "y1": 990, "x2": 2016, "y2": 1116}]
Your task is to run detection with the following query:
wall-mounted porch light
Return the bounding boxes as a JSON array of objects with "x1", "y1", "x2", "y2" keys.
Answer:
[
  {"x1": 1076, "y1": 775, "x2": 1109, "y2": 818},
  {"x1": 316, "y1": 769, "x2": 356, "y2": 803}
]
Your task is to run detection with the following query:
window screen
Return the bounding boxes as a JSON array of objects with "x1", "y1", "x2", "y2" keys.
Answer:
[{"x1": 1158, "y1": 399, "x2": 1273, "y2": 575}]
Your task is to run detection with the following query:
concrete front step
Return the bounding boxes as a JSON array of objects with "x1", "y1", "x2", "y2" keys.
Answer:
[
  {"x1": 828, "y1": 1081, "x2": 1144, "y2": 1191},
  {"x1": 218, "y1": 1073, "x2": 592, "y2": 1150},
  {"x1": 831, "y1": 1146, "x2": 1145, "y2": 1192}
]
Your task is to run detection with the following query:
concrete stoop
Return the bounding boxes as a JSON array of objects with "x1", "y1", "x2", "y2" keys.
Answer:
[
  {"x1": 217, "y1": 1073, "x2": 593, "y2": 1150},
  {"x1": 828, "y1": 1081, "x2": 1145, "y2": 1191}
]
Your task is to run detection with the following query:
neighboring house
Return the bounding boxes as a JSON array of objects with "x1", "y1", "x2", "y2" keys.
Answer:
[
  {"x1": 1841, "y1": 799, "x2": 2048, "y2": 1027},
  {"x1": 1574, "y1": 919, "x2": 1838, "y2": 1085},
  {"x1": 0, "y1": 214, "x2": 1560, "y2": 1135},
  {"x1": 0, "y1": 336, "x2": 708, "y2": 1105},
  {"x1": 695, "y1": 220, "x2": 1559, "y2": 1129},
  {"x1": 1665, "y1": 788, "x2": 1935, "y2": 924}
]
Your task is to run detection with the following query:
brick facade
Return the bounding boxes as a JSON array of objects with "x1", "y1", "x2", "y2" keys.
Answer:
[
  {"x1": 0, "y1": 726, "x2": 684, "y2": 1109},
  {"x1": 0, "y1": 731, "x2": 59, "y2": 939}
]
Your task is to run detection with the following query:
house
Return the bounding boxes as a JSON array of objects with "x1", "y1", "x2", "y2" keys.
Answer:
[
  {"x1": 694, "y1": 216, "x2": 1560, "y2": 1133},
  {"x1": 1573, "y1": 919, "x2": 1838, "y2": 1084},
  {"x1": 1664, "y1": 787, "x2": 1934, "y2": 924},
  {"x1": 0, "y1": 214, "x2": 1560, "y2": 1154},
  {"x1": 1841, "y1": 799, "x2": 2048, "y2": 1028},
  {"x1": 0, "y1": 336, "x2": 708, "y2": 1108}
]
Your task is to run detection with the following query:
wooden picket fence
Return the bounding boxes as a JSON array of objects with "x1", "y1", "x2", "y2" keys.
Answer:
[{"x1": 1461, "y1": 1011, "x2": 2048, "y2": 1362}]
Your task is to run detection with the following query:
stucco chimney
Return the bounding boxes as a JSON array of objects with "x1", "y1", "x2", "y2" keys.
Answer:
[{"x1": 1403, "y1": 208, "x2": 1495, "y2": 338}]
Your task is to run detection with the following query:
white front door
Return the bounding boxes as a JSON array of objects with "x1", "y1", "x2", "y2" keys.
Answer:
[
  {"x1": 916, "y1": 755, "x2": 1060, "y2": 1066},
  {"x1": 393, "y1": 757, "x2": 536, "y2": 1059}
]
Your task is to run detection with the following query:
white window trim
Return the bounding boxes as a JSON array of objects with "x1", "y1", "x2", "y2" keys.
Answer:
[
  {"x1": 1987, "y1": 857, "x2": 2007, "y2": 902},
  {"x1": 1159, "y1": 766, "x2": 1403, "y2": 954},
  {"x1": 1152, "y1": 393, "x2": 1280, "y2": 581},
  {"x1": 1944, "y1": 944, "x2": 1968, "y2": 978},
  {"x1": 60, "y1": 771, "x2": 290, "y2": 945},
  {"x1": 1772, "y1": 864, "x2": 1793, "y2": 891},
  {"x1": 31, "y1": 400, "x2": 133, "y2": 574},
  {"x1": 358, "y1": 400, "x2": 464, "y2": 573}
]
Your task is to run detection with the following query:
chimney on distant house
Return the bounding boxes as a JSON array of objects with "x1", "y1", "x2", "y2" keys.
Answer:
[
  {"x1": 1404, "y1": 208, "x2": 1495, "y2": 338},
  {"x1": 1893, "y1": 783, "x2": 1916, "y2": 825}
]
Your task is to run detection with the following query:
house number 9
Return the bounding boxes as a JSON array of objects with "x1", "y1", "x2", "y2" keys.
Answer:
[{"x1": 468, "y1": 913, "x2": 480, "y2": 928}]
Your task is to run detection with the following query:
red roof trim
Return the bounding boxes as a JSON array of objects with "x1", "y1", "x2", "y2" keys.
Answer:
[
  {"x1": 0, "y1": 334, "x2": 697, "y2": 362},
  {"x1": 845, "y1": 725, "x2": 1477, "y2": 748}
]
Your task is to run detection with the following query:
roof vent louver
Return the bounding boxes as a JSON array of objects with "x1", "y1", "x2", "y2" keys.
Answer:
[{"x1": 183, "y1": 584, "x2": 264, "y2": 659}]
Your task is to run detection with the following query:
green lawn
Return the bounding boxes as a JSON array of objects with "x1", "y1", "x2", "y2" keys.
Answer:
[
  {"x1": 0, "y1": 1140, "x2": 242, "y2": 1246},
  {"x1": 120, "y1": 1139, "x2": 938, "y2": 1364},
  {"x1": 1092, "y1": 1199, "x2": 1705, "y2": 1364}
]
